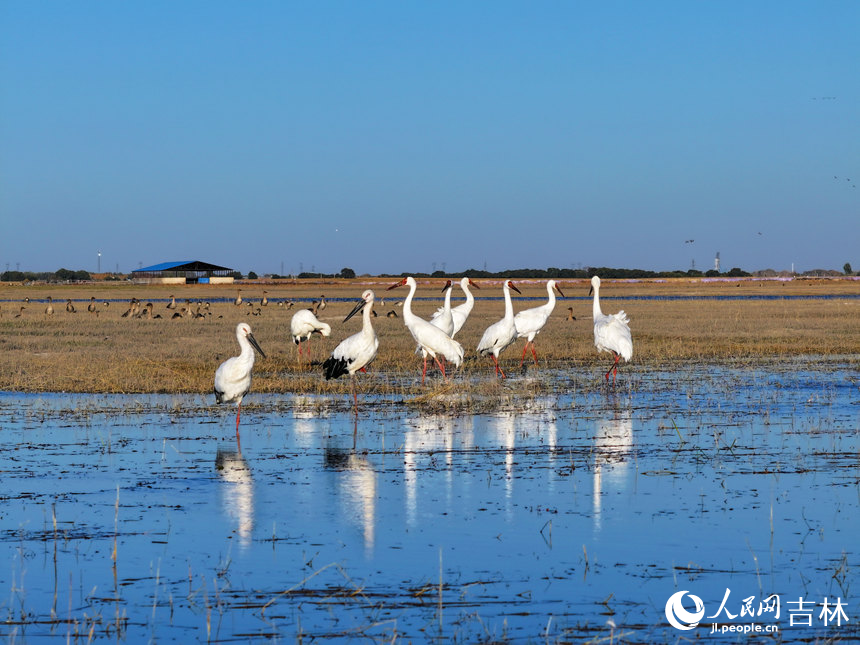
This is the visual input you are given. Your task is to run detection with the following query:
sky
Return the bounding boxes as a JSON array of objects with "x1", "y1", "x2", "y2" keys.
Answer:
[{"x1": 1, "y1": 1, "x2": 858, "y2": 276}]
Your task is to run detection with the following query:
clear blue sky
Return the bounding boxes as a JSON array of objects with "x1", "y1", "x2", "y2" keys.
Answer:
[{"x1": 2, "y1": 1, "x2": 857, "y2": 276}]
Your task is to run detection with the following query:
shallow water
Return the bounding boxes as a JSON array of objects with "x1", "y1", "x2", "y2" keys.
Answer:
[{"x1": 1, "y1": 365, "x2": 857, "y2": 643}]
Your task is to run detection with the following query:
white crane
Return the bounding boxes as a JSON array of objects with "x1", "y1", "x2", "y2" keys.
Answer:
[
  {"x1": 429, "y1": 280, "x2": 455, "y2": 337},
  {"x1": 290, "y1": 308, "x2": 331, "y2": 361},
  {"x1": 477, "y1": 280, "x2": 522, "y2": 378},
  {"x1": 450, "y1": 276, "x2": 480, "y2": 337},
  {"x1": 430, "y1": 277, "x2": 480, "y2": 338},
  {"x1": 589, "y1": 275, "x2": 633, "y2": 382},
  {"x1": 387, "y1": 276, "x2": 464, "y2": 383},
  {"x1": 514, "y1": 279, "x2": 565, "y2": 367},
  {"x1": 323, "y1": 290, "x2": 379, "y2": 412},
  {"x1": 214, "y1": 322, "x2": 266, "y2": 447}
]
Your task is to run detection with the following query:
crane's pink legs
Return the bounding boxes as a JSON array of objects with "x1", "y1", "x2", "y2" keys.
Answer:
[
  {"x1": 421, "y1": 353, "x2": 447, "y2": 384},
  {"x1": 520, "y1": 342, "x2": 539, "y2": 367},
  {"x1": 491, "y1": 354, "x2": 507, "y2": 379},
  {"x1": 604, "y1": 353, "x2": 621, "y2": 383},
  {"x1": 434, "y1": 356, "x2": 447, "y2": 379}
]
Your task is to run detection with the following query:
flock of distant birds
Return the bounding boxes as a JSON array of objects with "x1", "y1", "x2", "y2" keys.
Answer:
[{"x1": 213, "y1": 275, "x2": 634, "y2": 442}]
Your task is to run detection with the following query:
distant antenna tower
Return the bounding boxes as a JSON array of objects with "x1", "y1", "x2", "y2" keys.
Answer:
[
  {"x1": 714, "y1": 252, "x2": 721, "y2": 273},
  {"x1": 691, "y1": 258, "x2": 696, "y2": 270}
]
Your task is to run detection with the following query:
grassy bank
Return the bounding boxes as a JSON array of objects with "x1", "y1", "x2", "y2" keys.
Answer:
[{"x1": 0, "y1": 277, "x2": 857, "y2": 394}]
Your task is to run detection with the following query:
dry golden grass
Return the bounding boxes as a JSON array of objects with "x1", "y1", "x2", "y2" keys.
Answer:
[{"x1": 0, "y1": 277, "x2": 857, "y2": 394}]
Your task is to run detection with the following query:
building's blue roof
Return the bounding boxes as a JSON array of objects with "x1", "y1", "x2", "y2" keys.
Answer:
[{"x1": 136, "y1": 261, "x2": 196, "y2": 272}]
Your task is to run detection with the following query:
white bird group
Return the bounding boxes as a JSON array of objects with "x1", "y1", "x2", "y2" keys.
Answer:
[
  {"x1": 213, "y1": 274, "x2": 633, "y2": 438},
  {"x1": 387, "y1": 276, "x2": 464, "y2": 383}
]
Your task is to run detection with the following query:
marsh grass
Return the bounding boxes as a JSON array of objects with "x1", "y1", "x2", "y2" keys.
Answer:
[{"x1": 0, "y1": 278, "x2": 857, "y2": 394}]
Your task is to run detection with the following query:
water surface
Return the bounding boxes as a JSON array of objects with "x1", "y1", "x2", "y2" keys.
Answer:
[{"x1": 1, "y1": 363, "x2": 857, "y2": 642}]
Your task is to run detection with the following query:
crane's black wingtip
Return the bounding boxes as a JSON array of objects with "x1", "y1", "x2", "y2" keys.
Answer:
[{"x1": 322, "y1": 356, "x2": 349, "y2": 380}]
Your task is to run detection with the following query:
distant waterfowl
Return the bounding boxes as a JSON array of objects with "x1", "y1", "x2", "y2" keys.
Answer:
[
  {"x1": 45, "y1": 297, "x2": 54, "y2": 316},
  {"x1": 477, "y1": 280, "x2": 521, "y2": 378},
  {"x1": 566, "y1": 307, "x2": 576, "y2": 321},
  {"x1": 387, "y1": 277, "x2": 464, "y2": 383},
  {"x1": 589, "y1": 276, "x2": 633, "y2": 382},
  {"x1": 386, "y1": 310, "x2": 398, "y2": 318},
  {"x1": 290, "y1": 309, "x2": 331, "y2": 361},
  {"x1": 234, "y1": 289, "x2": 243, "y2": 306},
  {"x1": 87, "y1": 297, "x2": 97, "y2": 313},
  {"x1": 311, "y1": 295, "x2": 327, "y2": 316},
  {"x1": 323, "y1": 290, "x2": 379, "y2": 412},
  {"x1": 166, "y1": 295, "x2": 177, "y2": 310},
  {"x1": 260, "y1": 291, "x2": 268, "y2": 306},
  {"x1": 214, "y1": 322, "x2": 266, "y2": 446},
  {"x1": 65, "y1": 299, "x2": 76, "y2": 313},
  {"x1": 121, "y1": 298, "x2": 140, "y2": 318},
  {"x1": 514, "y1": 279, "x2": 564, "y2": 367},
  {"x1": 15, "y1": 306, "x2": 25, "y2": 318}
]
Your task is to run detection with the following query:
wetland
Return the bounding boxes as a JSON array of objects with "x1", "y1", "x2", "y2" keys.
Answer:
[{"x1": 0, "y1": 278, "x2": 858, "y2": 642}]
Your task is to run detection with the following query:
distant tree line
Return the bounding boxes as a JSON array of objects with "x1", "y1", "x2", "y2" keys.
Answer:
[
  {"x1": 1, "y1": 268, "x2": 93, "y2": 282},
  {"x1": 381, "y1": 266, "x2": 752, "y2": 279}
]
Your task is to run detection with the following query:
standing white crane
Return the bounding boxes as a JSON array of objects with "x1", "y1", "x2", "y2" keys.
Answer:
[
  {"x1": 450, "y1": 277, "x2": 480, "y2": 337},
  {"x1": 323, "y1": 290, "x2": 379, "y2": 412},
  {"x1": 430, "y1": 277, "x2": 480, "y2": 338},
  {"x1": 214, "y1": 322, "x2": 266, "y2": 447},
  {"x1": 290, "y1": 308, "x2": 332, "y2": 361},
  {"x1": 514, "y1": 279, "x2": 565, "y2": 367},
  {"x1": 477, "y1": 280, "x2": 522, "y2": 378},
  {"x1": 589, "y1": 275, "x2": 633, "y2": 382},
  {"x1": 387, "y1": 276, "x2": 464, "y2": 384},
  {"x1": 429, "y1": 280, "x2": 455, "y2": 337}
]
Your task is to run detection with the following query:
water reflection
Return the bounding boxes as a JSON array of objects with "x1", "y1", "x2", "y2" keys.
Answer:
[
  {"x1": 324, "y1": 443, "x2": 377, "y2": 557},
  {"x1": 592, "y1": 401, "x2": 633, "y2": 533},
  {"x1": 403, "y1": 413, "x2": 460, "y2": 526},
  {"x1": 215, "y1": 448, "x2": 254, "y2": 549}
]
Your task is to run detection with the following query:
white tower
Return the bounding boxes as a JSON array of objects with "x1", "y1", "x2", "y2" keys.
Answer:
[{"x1": 714, "y1": 252, "x2": 721, "y2": 273}]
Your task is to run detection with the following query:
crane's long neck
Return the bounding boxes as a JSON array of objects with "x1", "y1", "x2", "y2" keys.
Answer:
[
  {"x1": 503, "y1": 285, "x2": 514, "y2": 320},
  {"x1": 592, "y1": 284, "x2": 603, "y2": 319},
  {"x1": 402, "y1": 280, "x2": 417, "y2": 323},
  {"x1": 462, "y1": 281, "x2": 474, "y2": 308},
  {"x1": 443, "y1": 286, "x2": 452, "y2": 311},
  {"x1": 545, "y1": 283, "x2": 557, "y2": 310}
]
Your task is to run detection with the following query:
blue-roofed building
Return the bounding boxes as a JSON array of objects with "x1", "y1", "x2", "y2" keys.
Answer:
[{"x1": 131, "y1": 260, "x2": 236, "y2": 284}]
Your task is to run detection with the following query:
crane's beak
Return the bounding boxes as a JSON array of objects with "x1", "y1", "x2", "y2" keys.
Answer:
[
  {"x1": 469, "y1": 279, "x2": 481, "y2": 289},
  {"x1": 343, "y1": 299, "x2": 366, "y2": 322},
  {"x1": 440, "y1": 280, "x2": 452, "y2": 293},
  {"x1": 509, "y1": 282, "x2": 522, "y2": 294},
  {"x1": 386, "y1": 278, "x2": 407, "y2": 291},
  {"x1": 588, "y1": 285, "x2": 594, "y2": 296},
  {"x1": 247, "y1": 332, "x2": 266, "y2": 358},
  {"x1": 555, "y1": 284, "x2": 566, "y2": 298}
]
